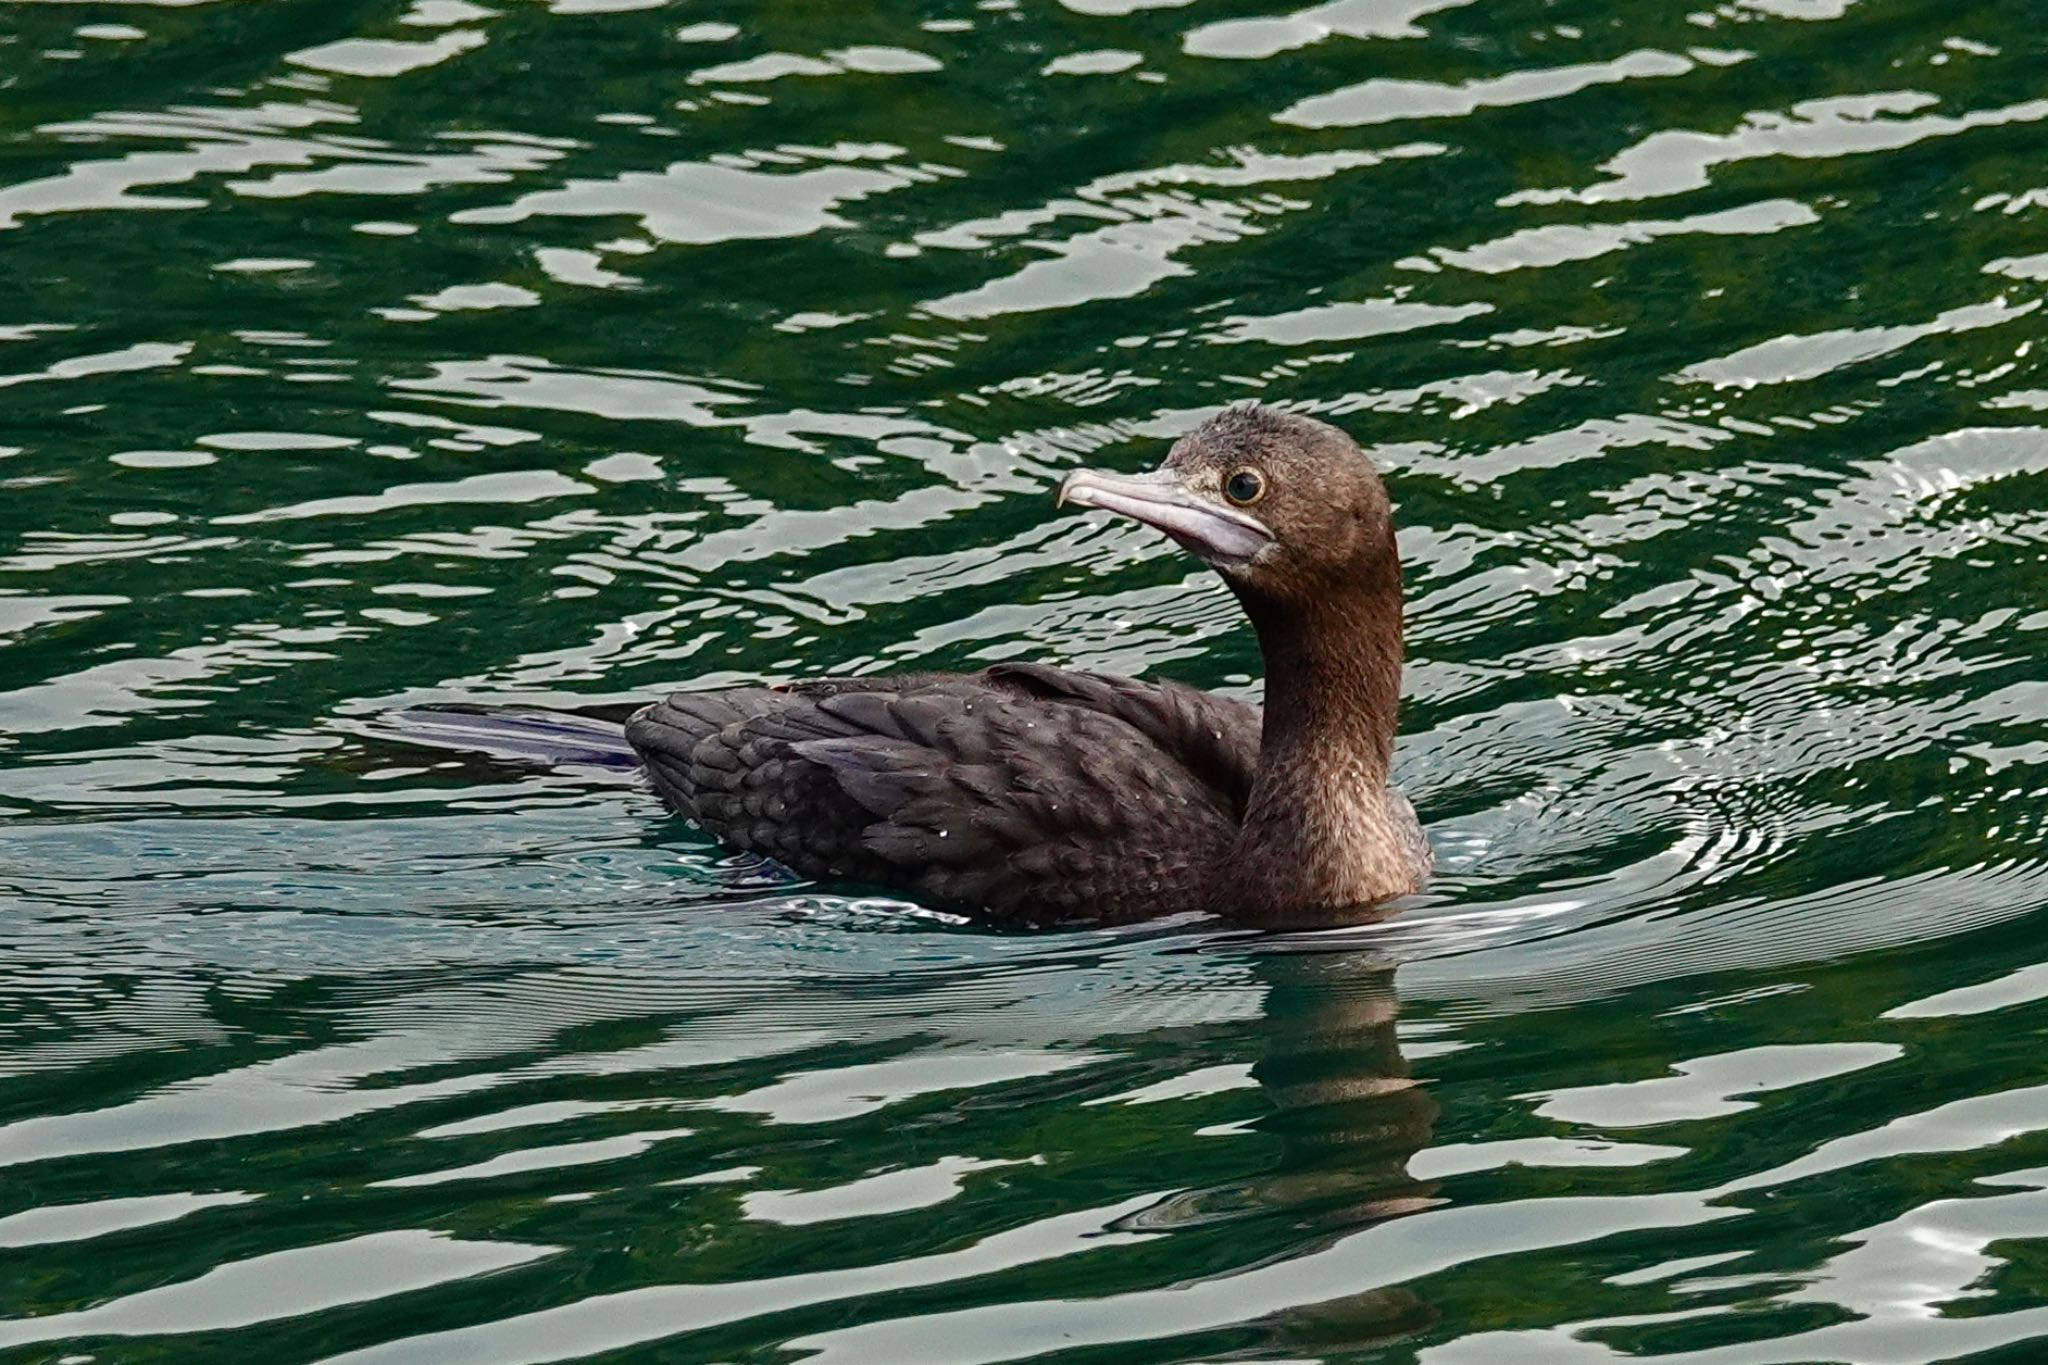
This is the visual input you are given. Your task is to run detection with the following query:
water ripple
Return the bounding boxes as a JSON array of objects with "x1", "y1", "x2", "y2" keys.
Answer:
[{"x1": 3, "y1": 0, "x2": 2047, "y2": 1359}]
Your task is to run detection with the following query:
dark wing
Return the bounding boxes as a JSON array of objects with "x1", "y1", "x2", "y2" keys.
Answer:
[
  {"x1": 980, "y1": 663, "x2": 1262, "y2": 818},
  {"x1": 691, "y1": 662, "x2": 1264, "y2": 816},
  {"x1": 625, "y1": 674, "x2": 1249, "y2": 925}
]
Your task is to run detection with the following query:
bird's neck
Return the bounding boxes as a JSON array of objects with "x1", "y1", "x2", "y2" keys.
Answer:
[{"x1": 1228, "y1": 546, "x2": 1417, "y2": 922}]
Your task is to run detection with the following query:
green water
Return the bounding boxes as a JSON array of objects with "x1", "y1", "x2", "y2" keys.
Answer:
[{"x1": 3, "y1": 0, "x2": 2048, "y2": 1359}]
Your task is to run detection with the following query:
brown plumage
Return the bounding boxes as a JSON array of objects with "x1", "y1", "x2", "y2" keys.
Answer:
[{"x1": 626, "y1": 405, "x2": 1431, "y2": 928}]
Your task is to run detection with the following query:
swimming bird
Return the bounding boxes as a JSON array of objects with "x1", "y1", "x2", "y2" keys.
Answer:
[{"x1": 625, "y1": 405, "x2": 1431, "y2": 928}]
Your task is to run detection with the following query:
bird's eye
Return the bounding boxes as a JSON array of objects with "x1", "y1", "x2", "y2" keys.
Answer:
[{"x1": 1223, "y1": 468, "x2": 1266, "y2": 506}]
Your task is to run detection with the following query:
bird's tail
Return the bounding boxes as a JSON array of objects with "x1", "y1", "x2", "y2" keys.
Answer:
[{"x1": 370, "y1": 706, "x2": 642, "y2": 771}]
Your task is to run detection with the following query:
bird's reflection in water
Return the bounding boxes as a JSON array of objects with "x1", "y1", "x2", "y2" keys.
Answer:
[
  {"x1": 1250, "y1": 949, "x2": 1440, "y2": 1226},
  {"x1": 1121, "y1": 946, "x2": 1443, "y2": 1351},
  {"x1": 1254, "y1": 948, "x2": 1443, "y2": 1351}
]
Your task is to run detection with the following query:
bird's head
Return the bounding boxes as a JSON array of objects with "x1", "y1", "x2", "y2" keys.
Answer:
[{"x1": 1058, "y1": 404, "x2": 1398, "y2": 607}]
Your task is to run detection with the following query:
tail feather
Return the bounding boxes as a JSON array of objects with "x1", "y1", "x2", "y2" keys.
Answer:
[{"x1": 375, "y1": 706, "x2": 641, "y2": 770}]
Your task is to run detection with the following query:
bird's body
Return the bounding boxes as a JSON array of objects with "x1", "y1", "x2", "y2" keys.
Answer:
[
  {"x1": 624, "y1": 406, "x2": 1432, "y2": 929},
  {"x1": 628, "y1": 665, "x2": 1259, "y2": 925}
]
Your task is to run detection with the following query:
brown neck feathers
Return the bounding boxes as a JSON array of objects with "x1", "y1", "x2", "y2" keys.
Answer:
[{"x1": 1222, "y1": 524, "x2": 1416, "y2": 923}]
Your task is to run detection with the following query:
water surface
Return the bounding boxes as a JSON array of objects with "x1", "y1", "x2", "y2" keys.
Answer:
[{"x1": 4, "y1": 0, "x2": 2048, "y2": 1360}]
